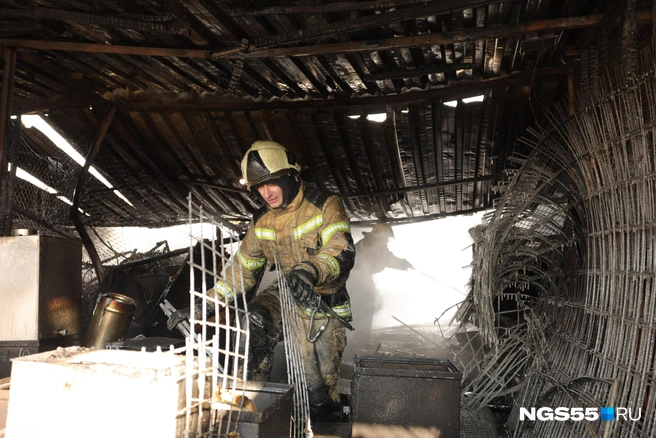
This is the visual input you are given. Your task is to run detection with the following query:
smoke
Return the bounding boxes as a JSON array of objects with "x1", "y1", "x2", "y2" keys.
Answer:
[{"x1": 343, "y1": 212, "x2": 487, "y2": 363}]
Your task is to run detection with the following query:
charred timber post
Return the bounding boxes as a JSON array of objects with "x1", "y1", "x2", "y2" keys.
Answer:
[
  {"x1": 0, "y1": 48, "x2": 16, "y2": 211},
  {"x1": 71, "y1": 107, "x2": 116, "y2": 285}
]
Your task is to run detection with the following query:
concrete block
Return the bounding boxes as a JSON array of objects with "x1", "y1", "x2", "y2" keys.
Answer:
[{"x1": 5, "y1": 347, "x2": 201, "y2": 438}]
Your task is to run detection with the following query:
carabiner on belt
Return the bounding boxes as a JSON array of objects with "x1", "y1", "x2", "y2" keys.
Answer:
[{"x1": 306, "y1": 295, "x2": 329, "y2": 343}]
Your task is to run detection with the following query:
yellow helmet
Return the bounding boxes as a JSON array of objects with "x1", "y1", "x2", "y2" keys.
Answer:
[
  {"x1": 241, "y1": 141, "x2": 301, "y2": 189},
  {"x1": 366, "y1": 223, "x2": 395, "y2": 239}
]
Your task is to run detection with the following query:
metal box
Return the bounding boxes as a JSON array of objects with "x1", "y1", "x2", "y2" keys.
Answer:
[
  {"x1": 0, "y1": 337, "x2": 81, "y2": 379},
  {"x1": 0, "y1": 340, "x2": 40, "y2": 380},
  {"x1": 0, "y1": 235, "x2": 82, "y2": 341},
  {"x1": 352, "y1": 355, "x2": 461, "y2": 438},
  {"x1": 214, "y1": 381, "x2": 294, "y2": 438}
]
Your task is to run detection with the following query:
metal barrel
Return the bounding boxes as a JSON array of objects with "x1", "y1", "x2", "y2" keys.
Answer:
[{"x1": 84, "y1": 292, "x2": 137, "y2": 350}]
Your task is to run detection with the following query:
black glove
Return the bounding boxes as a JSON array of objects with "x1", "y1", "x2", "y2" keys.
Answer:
[
  {"x1": 166, "y1": 297, "x2": 215, "y2": 331},
  {"x1": 167, "y1": 306, "x2": 191, "y2": 331},
  {"x1": 287, "y1": 262, "x2": 319, "y2": 307}
]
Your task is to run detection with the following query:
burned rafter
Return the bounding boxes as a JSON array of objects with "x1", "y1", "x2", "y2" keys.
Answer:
[
  {"x1": 430, "y1": 102, "x2": 448, "y2": 213},
  {"x1": 14, "y1": 66, "x2": 572, "y2": 114},
  {"x1": 311, "y1": 112, "x2": 350, "y2": 196},
  {"x1": 405, "y1": 104, "x2": 431, "y2": 214},
  {"x1": 2, "y1": 11, "x2": 651, "y2": 61},
  {"x1": 334, "y1": 109, "x2": 378, "y2": 211},
  {"x1": 357, "y1": 115, "x2": 393, "y2": 218},
  {"x1": 285, "y1": 109, "x2": 327, "y2": 191},
  {"x1": 0, "y1": 8, "x2": 187, "y2": 34},
  {"x1": 228, "y1": 0, "x2": 454, "y2": 17},
  {"x1": 363, "y1": 63, "x2": 475, "y2": 81},
  {"x1": 18, "y1": 51, "x2": 108, "y2": 96},
  {"x1": 247, "y1": 0, "x2": 494, "y2": 50}
]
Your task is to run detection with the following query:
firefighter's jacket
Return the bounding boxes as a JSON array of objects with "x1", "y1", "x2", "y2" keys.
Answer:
[{"x1": 211, "y1": 182, "x2": 355, "y2": 320}]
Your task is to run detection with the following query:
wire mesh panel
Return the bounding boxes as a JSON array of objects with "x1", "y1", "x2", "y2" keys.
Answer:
[
  {"x1": 458, "y1": 47, "x2": 656, "y2": 437},
  {"x1": 169, "y1": 192, "x2": 251, "y2": 438}
]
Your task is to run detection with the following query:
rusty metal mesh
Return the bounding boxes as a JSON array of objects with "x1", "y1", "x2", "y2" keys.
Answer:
[{"x1": 456, "y1": 47, "x2": 656, "y2": 437}]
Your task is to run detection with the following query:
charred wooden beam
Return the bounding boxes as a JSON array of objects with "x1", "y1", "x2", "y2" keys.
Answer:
[
  {"x1": 0, "y1": 8, "x2": 186, "y2": 34},
  {"x1": 385, "y1": 111, "x2": 409, "y2": 194},
  {"x1": 358, "y1": 113, "x2": 392, "y2": 218},
  {"x1": 363, "y1": 63, "x2": 475, "y2": 81},
  {"x1": 94, "y1": 67, "x2": 574, "y2": 112},
  {"x1": 334, "y1": 109, "x2": 384, "y2": 216},
  {"x1": 312, "y1": 112, "x2": 350, "y2": 195},
  {"x1": 431, "y1": 102, "x2": 447, "y2": 213},
  {"x1": 0, "y1": 38, "x2": 220, "y2": 58},
  {"x1": 249, "y1": 0, "x2": 494, "y2": 49},
  {"x1": 9, "y1": 64, "x2": 565, "y2": 113},
  {"x1": 229, "y1": 0, "x2": 445, "y2": 16},
  {"x1": 470, "y1": 101, "x2": 488, "y2": 209},
  {"x1": 2, "y1": 11, "x2": 652, "y2": 61},
  {"x1": 246, "y1": 14, "x2": 628, "y2": 58}
]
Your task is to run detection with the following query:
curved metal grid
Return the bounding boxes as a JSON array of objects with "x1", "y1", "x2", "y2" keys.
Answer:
[{"x1": 458, "y1": 48, "x2": 656, "y2": 437}]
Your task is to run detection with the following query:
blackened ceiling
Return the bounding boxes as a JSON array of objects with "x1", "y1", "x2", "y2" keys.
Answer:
[{"x1": 0, "y1": 0, "x2": 642, "y2": 233}]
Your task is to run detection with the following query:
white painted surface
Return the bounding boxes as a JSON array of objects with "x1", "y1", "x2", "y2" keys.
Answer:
[
  {"x1": 5, "y1": 348, "x2": 189, "y2": 438},
  {"x1": 0, "y1": 237, "x2": 40, "y2": 340}
]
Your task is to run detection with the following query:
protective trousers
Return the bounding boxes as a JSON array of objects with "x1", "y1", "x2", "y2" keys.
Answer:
[{"x1": 243, "y1": 284, "x2": 346, "y2": 422}]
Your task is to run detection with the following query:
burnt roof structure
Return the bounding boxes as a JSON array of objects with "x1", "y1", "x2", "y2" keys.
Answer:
[
  {"x1": 5, "y1": 2, "x2": 656, "y2": 438},
  {"x1": 1, "y1": 0, "x2": 637, "y2": 233}
]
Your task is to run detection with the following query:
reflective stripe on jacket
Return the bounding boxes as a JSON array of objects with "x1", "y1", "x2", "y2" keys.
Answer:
[{"x1": 211, "y1": 182, "x2": 355, "y2": 319}]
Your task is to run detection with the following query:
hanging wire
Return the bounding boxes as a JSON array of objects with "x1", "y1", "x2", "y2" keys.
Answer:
[{"x1": 276, "y1": 255, "x2": 314, "y2": 437}]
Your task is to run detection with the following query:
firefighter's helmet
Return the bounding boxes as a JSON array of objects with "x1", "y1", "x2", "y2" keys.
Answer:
[
  {"x1": 368, "y1": 222, "x2": 395, "y2": 239},
  {"x1": 241, "y1": 141, "x2": 301, "y2": 189}
]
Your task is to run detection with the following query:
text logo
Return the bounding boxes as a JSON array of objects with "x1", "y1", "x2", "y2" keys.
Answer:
[{"x1": 519, "y1": 407, "x2": 641, "y2": 422}]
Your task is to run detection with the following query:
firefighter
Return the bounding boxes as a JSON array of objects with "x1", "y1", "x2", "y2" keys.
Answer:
[
  {"x1": 167, "y1": 140, "x2": 355, "y2": 423},
  {"x1": 348, "y1": 223, "x2": 412, "y2": 352}
]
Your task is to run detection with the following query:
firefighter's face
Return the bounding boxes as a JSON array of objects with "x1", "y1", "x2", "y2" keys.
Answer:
[{"x1": 257, "y1": 182, "x2": 283, "y2": 208}]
